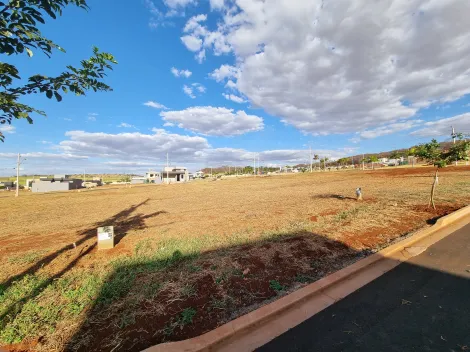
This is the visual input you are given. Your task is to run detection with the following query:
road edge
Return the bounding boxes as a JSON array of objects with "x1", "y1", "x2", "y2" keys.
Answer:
[{"x1": 143, "y1": 204, "x2": 470, "y2": 352}]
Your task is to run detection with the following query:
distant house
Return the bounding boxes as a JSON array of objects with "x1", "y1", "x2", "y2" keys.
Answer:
[
  {"x1": 378, "y1": 157, "x2": 389, "y2": 164},
  {"x1": 131, "y1": 171, "x2": 162, "y2": 184},
  {"x1": 162, "y1": 167, "x2": 189, "y2": 183},
  {"x1": 194, "y1": 171, "x2": 204, "y2": 178},
  {"x1": 31, "y1": 175, "x2": 83, "y2": 193}
]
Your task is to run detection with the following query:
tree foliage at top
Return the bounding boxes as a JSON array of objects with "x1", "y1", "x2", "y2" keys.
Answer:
[
  {"x1": 0, "y1": 0, "x2": 117, "y2": 141},
  {"x1": 415, "y1": 138, "x2": 470, "y2": 168}
]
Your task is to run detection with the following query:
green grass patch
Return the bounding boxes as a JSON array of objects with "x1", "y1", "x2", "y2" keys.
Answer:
[
  {"x1": 0, "y1": 270, "x2": 103, "y2": 344},
  {"x1": 269, "y1": 280, "x2": 285, "y2": 292},
  {"x1": 8, "y1": 250, "x2": 46, "y2": 265}
]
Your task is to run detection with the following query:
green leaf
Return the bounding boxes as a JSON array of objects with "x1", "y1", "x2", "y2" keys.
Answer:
[
  {"x1": 54, "y1": 92, "x2": 62, "y2": 102},
  {"x1": 46, "y1": 90, "x2": 53, "y2": 99},
  {"x1": 26, "y1": 47, "x2": 33, "y2": 57}
]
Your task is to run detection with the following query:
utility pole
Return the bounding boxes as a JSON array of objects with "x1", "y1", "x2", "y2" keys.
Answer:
[
  {"x1": 452, "y1": 126, "x2": 458, "y2": 166},
  {"x1": 15, "y1": 154, "x2": 27, "y2": 197},
  {"x1": 83, "y1": 169, "x2": 85, "y2": 182},
  {"x1": 16, "y1": 153, "x2": 20, "y2": 197},
  {"x1": 362, "y1": 154, "x2": 365, "y2": 170}
]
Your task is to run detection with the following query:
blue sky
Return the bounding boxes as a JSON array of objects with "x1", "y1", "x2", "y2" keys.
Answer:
[{"x1": 1, "y1": 0, "x2": 470, "y2": 174}]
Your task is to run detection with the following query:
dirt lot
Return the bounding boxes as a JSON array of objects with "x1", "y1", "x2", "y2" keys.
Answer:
[{"x1": 1, "y1": 166, "x2": 469, "y2": 351}]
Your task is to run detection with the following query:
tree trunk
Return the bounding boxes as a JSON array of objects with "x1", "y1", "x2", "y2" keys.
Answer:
[{"x1": 429, "y1": 169, "x2": 439, "y2": 210}]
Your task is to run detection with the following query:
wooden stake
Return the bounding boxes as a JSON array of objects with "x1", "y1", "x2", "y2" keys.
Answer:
[{"x1": 429, "y1": 169, "x2": 438, "y2": 210}]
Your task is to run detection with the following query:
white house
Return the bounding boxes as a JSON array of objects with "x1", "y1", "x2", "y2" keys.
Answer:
[{"x1": 161, "y1": 166, "x2": 189, "y2": 183}]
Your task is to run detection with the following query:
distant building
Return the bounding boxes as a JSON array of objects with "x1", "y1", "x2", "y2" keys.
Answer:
[
  {"x1": 0, "y1": 181, "x2": 14, "y2": 190},
  {"x1": 131, "y1": 176, "x2": 146, "y2": 184},
  {"x1": 131, "y1": 171, "x2": 162, "y2": 184},
  {"x1": 194, "y1": 171, "x2": 204, "y2": 178},
  {"x1": 146, "y1": 171, "x2": 162, "y2": 183},
  {"x1": 161, "y1": 166, "x2": 189, "y2": 183},
  {"x1": 31, "y1": 175, "x2": 83, "y2": 193}
]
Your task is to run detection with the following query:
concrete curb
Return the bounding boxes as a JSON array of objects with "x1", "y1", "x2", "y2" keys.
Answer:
[{"x1": 143, "y1": 204, "x2": 470, "y2": 352}]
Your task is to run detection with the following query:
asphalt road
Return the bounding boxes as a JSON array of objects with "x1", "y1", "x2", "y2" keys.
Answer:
[{"x1": 258, "y1": 222, "x2": 470, "y2": 352}]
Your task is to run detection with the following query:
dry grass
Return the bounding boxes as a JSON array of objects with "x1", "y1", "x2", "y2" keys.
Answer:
[{"x1": 1, "y1": 166, "x2": 470, "y2": 351}]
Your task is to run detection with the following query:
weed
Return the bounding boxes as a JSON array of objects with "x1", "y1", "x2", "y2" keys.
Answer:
[
  {"x1": 208, "y1": 297, "x2": 233, "y2": 311},
  {"x1": 269, "y1": 280, "x2": 285, "y2": 292},
  {"x1": 295, "y1": 274, "x2": 312, "y2": 283},
  {"x1": 119, "y1": 312, "x2": 136, "y2": 329},
  {"x1": 179, "y1": 308, "x2": 196, "y2": 326},
  {"x1": 310, "y1": 261, "x2": 321, "y2": 270},
  {"x1": 180, "y1": 284, "x2": 196, "y2": 298},
  {"x1": 144, "y1": 282, "x2": 162, "y2": 297},
  {"x1": 232, "y1": 269, "x2": 243, "y2": 277},
  {"x1": 188, "y1": 264, "x2": 202, "y2": 273},
  {"x1": 215, "y1": 272, "x2": 229, "y2": 285},
  {"x1": 335, "y1": 207, "x2": 364, "y2": 221},
  {"x1": 163, "y1": 323, "x2": 175, "y2": 336}
]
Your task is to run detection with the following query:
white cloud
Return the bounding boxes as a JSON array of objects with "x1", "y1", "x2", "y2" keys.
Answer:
[
  {"x1": 181, "y1": 35, "x2": 203, "y2": 52},
  {"x1": 183, "y1": 85, "x2": 196, "y2": 98},
  {"x1": 145, "y1": 0, "x2": 188, "y2": 28},
  {"x1": 209, "y1": 64, "x2": 238, "y2": 82},
  {"x1": 201, "y1": 147, "x2": 352, "y2": 164},
  {"x1": 209, "y1": 0, "x2": 225, "y2": 10},
  {"x1": 59, "y1": 129, "x2": 210, "y2": 162},
  {"x1": 411, "y1": 113, "x2": 470, "y2": 137},
  {"x1": 103, "y1": 161, "x2": 157, "y2": 168},
  {"x1": 160, "y1": 106, "x2": 263, "y2": 136},
  {"x1": 144, "y1": 101, "x2": 168, "y2": 109},
  {"x1": 0, "y1": 129, "x2": 354, "y2": 174},
  {"x1": 171, "y1": 67, "x2": 192, "y2": 78},
  {"x1": 0, "y1": 125, "x2": 16, "y2": 134},
  {"x1": 225, "y1": 80, "x2": 237, "y2": 89},
  {"x1": 359, "y1": 120, "x2": 422, "y2": 139},
  {"x1": 192, "y1": 83, "x2": 206, "y2": 93},
  {"x1": 183, "y1": 0, "x2": 470, "y2": 136},
  {"x1": 181, "y1": 15, "x2": 231, "y2": 62},
  {"x1": 0, "y1": 152, "x2": 88, "y2": 161},
  {"x1": 223, "y1": 93, "x2": 246, "y2": 104},
  {"x1": 118, "y1": 123, "x2": 137, "y2": 129},
  {"x1": 87, "y1": 116, "x2": 96, "y2": 122},
  {"x1": 164, "y1": 0, "x2": 195, "y2": 9},
  {"x1": 64, "y1": 118, "x2": 72, "y2": 121},
  {"x1": 183, "y1": 14, "x2": 207, "y2": 32}
]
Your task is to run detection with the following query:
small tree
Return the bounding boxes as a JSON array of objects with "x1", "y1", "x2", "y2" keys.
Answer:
[
  {"x1": 415, "y1": 139, "x2": 444, "y2": 209},
  {"x1": 313, "y1": 154, "x2": 319, "y2": 170},
  {"x1": 368, "y1": 155, "x2": 379, "y2": 170},
  {"x1": 0, "y1": 0, "x2": 117, "y2": 141},
  {"x1": 414, "y1": 139, "x2": 470, "y2": 209},
  {"x1": 443, "y1": 137, "x2": 470, "y2": 165}
]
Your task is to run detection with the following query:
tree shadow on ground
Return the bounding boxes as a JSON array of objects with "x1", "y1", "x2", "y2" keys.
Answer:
[
  {"x1": 0, "y1": 199, "x2": 167, "y2": 335},
  {"x1": 313, "y1": 194, "x2": 357, "y2": 201},
  {"x1": 63, "y1": 225, "x2": 470, "y2": 352},
  {"x1": 61, "y1": 231, "x2": 372, "y2": 352}
]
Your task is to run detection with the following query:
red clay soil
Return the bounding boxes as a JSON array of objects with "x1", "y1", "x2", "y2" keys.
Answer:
[{"x1": 67, "y1": 236, "x2": 360, "y2": 352}]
